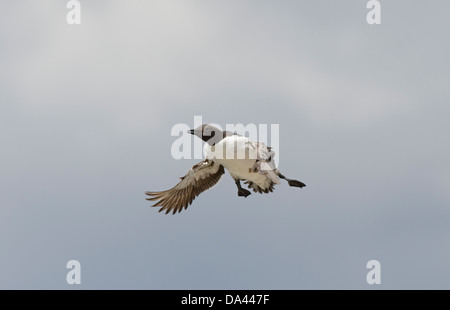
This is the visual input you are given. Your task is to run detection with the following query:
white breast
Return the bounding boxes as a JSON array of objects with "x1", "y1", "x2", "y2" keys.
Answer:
[{"x1": 204, "y1": 136, "x2": 269, "y2": 188}]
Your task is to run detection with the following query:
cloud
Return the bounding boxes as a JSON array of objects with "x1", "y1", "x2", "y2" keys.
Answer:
[{"x1": 1, "y1": 1, "x2": 415, "y2": 132}]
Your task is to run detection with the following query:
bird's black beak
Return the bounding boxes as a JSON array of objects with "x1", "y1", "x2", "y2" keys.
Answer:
[{"x1": 188, "y1": 129, "x2": 195, "y2": 135}]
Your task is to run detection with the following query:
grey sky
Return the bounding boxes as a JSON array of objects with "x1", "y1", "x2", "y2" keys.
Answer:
[{"x1": 1, "y1": 0, "x2": 449, "y2": 289}]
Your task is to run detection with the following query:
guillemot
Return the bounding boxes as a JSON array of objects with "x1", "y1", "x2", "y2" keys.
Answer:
[{"x1": 146, "y1": 124, "x2": 305, "y2": 214}]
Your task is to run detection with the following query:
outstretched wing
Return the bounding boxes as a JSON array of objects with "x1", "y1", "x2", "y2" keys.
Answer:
[
  {"x1": 251, "y1": 142, "x2": 280, "y2": 185},
  {"x1": 145, "y1": 160, "x2": 225, "y2": 214}
]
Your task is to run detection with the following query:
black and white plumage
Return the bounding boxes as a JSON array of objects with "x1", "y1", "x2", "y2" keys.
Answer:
[{"x1": 146, "y1": 124, "x2": 305, "y2": 214}]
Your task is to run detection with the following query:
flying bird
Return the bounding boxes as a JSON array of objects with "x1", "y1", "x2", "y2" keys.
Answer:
[{"x1": 146, "y1": 124, "x2": 306, "y2": 214}]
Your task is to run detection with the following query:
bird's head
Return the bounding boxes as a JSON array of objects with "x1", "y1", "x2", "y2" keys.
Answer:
[{"x1": 188, "y1": 124, "x2": 223, "y2": 145}]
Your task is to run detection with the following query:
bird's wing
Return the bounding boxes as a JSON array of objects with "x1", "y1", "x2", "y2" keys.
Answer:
[
  {"x1": 251, "y1": 142, "x2": 280, "y2": 184},
  {"x1": 145, "y1": 160, "x2": 225, "y2": 214}
]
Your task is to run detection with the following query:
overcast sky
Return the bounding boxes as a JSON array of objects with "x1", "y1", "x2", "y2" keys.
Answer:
[{"x1": 1, "y1": 0, "x2": 450, "y2": 289}]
